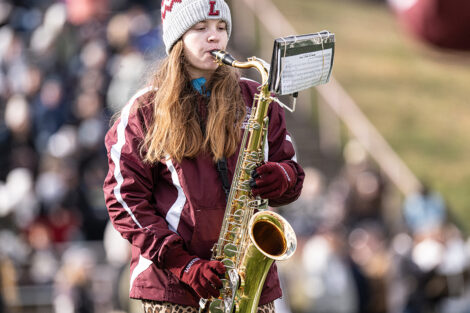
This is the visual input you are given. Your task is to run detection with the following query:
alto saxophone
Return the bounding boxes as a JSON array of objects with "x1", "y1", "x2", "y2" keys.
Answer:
[{"x1": 200, "y1": 51, "x2": 297, "y2": 313}]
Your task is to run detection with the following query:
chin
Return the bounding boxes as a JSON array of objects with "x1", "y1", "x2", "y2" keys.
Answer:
[{"x1": 200, "y1": 63, "x2": 218, "y2": 72}]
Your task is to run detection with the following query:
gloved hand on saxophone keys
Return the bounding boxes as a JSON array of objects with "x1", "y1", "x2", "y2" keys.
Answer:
[
  {"x1": 250, "y1": 161, "x2": 296, "y2": 199},
  {"x1": 181, "y1": 258, "x2": 226, "y2": 299},
  {"x1": 163, "y1": 245, "x2": 226, "y2": 299}
]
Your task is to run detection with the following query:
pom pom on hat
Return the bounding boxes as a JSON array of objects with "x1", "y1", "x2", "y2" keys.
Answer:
[{"x1": 161, "y1": 0, "x2": 232, "y2": 54}]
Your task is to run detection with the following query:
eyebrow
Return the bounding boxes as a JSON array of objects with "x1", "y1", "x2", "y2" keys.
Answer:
[
  {"x1": 191, "y1": 20, "x2": 226, "y2": 29},
  {"x1": 195, "y1": 20, "x2": 226, "y2": 25}
]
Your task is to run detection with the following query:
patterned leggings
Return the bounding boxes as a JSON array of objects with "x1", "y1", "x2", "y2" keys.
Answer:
[{"x1": 141, "y1": 300, "x2": 275, "y2": 313}]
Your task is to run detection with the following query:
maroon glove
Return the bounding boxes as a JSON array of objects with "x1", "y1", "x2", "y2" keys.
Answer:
[
  {"x1": 163, "y1": 245, "x2": 225, "y2": 299},
  {"x1": 250, "y1": 162, "x2": 296, "y2": 199},
  {"x1": 180, "y1": 258, "x2": 226, "y2": 299}
]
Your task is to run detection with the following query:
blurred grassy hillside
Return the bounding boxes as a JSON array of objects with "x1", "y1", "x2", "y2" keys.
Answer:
[{"x1": 272, "y1": 0, "x2": 470, "y2": 231}]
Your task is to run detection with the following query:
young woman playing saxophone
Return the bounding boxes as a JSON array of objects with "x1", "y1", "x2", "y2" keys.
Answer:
[{"x1": 103, "y1": 1, "x2": 305, "y2": 312}]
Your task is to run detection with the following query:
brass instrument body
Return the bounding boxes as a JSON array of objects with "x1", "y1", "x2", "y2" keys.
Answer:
[
  {"x1": 203, "y1": 51, "x2": 297, "y2": 313},
  {"x1": 236, "y1": 211, "x2": 296, "y2": 313}
]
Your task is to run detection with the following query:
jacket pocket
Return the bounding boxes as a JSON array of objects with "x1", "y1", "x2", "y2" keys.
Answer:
[{"x1": 188, "y1": 208, "x2": 225, "y2": 259}]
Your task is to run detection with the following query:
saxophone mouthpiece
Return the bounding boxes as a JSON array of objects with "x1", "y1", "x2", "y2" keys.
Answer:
[{"x1": 211, "y1": 50, "x2": 235, "y2": 66}]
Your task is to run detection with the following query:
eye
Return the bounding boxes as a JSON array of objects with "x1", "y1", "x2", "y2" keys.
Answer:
[
  {"x1": 193, "y1": 23, "x2": 206, "y2": 31},
  {"x1": 218, "y1": 23, "x2": 227, "y2": 31}
]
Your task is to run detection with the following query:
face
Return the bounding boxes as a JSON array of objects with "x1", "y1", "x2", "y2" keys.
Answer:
[{"x1": 182, "y1": 19, "x2": 228, "y2": 80}]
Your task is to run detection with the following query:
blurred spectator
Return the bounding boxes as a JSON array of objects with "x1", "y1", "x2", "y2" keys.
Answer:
[
  {"x1": 66, "y1": 0, "x2": 109, "y2": 26},
  {"x1": 388, "y1": 187, "x2": 470, "y2": 313},
  {"x1": 349, "y1": 221, "x2": 390, "y2": 313},
  {"x1": 103, "y1": 221, "x2": 139, "y2": 312},
  {"x1": 300, "y1": 227, "x2": 360, "y2": 313},
  {"x1": 27, "y1": 221, "x2": 60, "y2": 285},
  {"x1": 53, "y1": 245, "x2": 96, "y2": 313},
  {"x1": 388, "y1": 0, "x2": 470, "y2": 50},
  {"x1": 0, "y1": 167, "x2": 38, "y2": 229},
  {"x1": 341, "y1": 140, "x2": 388, "y2": 231},
  {"x1": 278, "y1": 167, "x2": 327, "y2": 238},
  {"x1": 402, "y1": 183, "x2": 446, "y2": 236},
  {"x1": 2, "y1": 94, "x2": 38, "y2": 180},
  {"x1": 0, "y1": 253, "x2": 19, "y2": 310},
  {"x1": 388, "y1": 222, "x2": 470, "y2": 313}
]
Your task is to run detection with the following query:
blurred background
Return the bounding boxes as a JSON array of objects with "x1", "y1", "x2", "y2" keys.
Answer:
[{"x1": 1, "y1": 0, "x2": 470, "y2": 312}]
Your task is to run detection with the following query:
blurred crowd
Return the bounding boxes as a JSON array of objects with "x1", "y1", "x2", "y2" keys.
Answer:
[
  {"x1": 278, "y1": 139, "x2": 470, "y2": 313},
  {"x1": 1, "y1": 0, "x2": 470, "y2": 313},
  {"x1": 0, "y1": 0, "x2": 163, "y2": 311}
]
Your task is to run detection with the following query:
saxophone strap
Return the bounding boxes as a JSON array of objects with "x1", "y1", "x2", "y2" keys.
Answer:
[{"x1": 216, "y1": 157, "x2": 231, "y2": 201}]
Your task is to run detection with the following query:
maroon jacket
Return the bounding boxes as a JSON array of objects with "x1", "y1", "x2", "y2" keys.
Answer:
[{"x1": 103, "y1": 78, "x2": 304, "y2": 306}]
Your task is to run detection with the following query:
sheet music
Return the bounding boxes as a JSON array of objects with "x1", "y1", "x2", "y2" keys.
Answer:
[
  {"x1": 268, "y1": 31, "x2": 335, "y2": 95},
  {"x1": 280, "y1": 48, "x2": 333, "y2": 95}
]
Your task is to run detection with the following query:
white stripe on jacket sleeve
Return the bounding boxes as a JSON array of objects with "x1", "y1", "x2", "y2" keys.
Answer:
[
  {"x1": 110, "y1": 87, "x2": 155, "y2": 229},
  {"x1": 129, "y1": 254, "x2": 153, "y2": 291},
  {"x1": 164, "y1": 157, "x2": 187, "y2": 232},
  {"x1": 285, "y1": 134, "x2": 297, "y2": 162}
]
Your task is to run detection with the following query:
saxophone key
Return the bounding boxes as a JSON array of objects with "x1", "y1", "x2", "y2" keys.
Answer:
[
  {"x1": 221, "y1": 258, "x2": 235, "y2": 271},
  {"x1": 208, "y1": 299, "x2": 224, "y2": 313},
  {"x1": 223, "y1": 244, "x2": 239, "y2": 257}
]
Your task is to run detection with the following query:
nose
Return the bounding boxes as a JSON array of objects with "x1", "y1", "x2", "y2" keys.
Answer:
[
  {"x1": 208, "y1": 34, "x2": 219, "y2": 43},
  {"x1": 207, "y1": 28, "x2": 220, "y2": 43}
]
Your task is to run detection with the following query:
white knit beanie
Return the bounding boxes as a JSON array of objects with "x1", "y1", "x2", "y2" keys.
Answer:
[{"x1": 161, "y1": 0, "x2": 232, "y2": 54}]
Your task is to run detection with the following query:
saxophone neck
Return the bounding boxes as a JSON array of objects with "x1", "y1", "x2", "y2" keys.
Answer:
[{"x1": 211, "y1": 50, "x2": 270, "y2": 87}]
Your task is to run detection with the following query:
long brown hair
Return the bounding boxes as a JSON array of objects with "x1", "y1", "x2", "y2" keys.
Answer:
[{"x1": 141, "y1": 41, "x2": 246, "y2": 163}]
